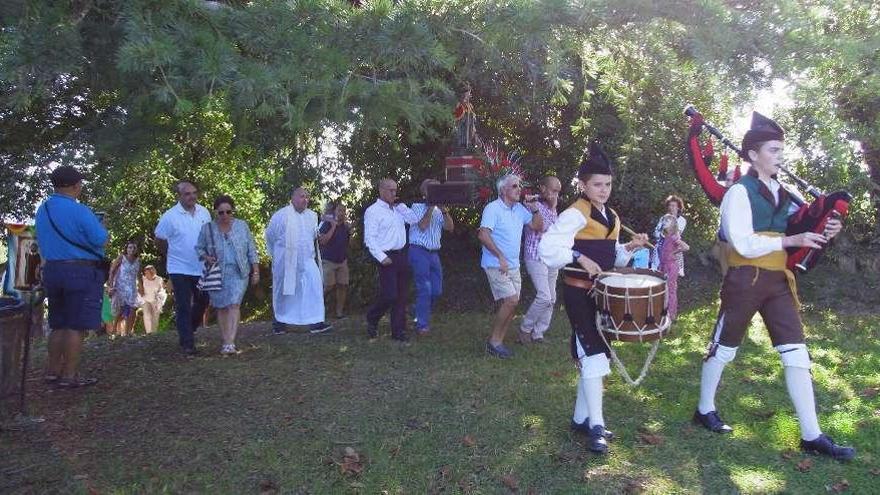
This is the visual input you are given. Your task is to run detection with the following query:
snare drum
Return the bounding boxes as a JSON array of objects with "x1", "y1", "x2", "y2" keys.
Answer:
[{"x1": 593, "y1": 268, "x2": 670, "y2": 342}]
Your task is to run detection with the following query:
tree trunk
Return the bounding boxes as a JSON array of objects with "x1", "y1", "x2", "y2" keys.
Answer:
[{"x1": 861, "y1": 141, "x2": 880, "y2": 235}]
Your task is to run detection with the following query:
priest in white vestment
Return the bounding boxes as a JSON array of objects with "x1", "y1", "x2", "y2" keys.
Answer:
[{"x1": 265, "y1": 187, "x2": 332, "y2": 334}]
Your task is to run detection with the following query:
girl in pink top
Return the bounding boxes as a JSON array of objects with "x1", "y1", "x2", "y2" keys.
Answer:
[{"x1": 659, "y1": 214, "x2": 689, "y2": 320}]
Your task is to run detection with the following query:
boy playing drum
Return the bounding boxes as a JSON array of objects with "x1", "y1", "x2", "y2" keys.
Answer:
[{"x1": 538, "y1": 142, "x2": 650, "y2": 454}]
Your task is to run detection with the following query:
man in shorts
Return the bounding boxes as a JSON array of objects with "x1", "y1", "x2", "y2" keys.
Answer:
[
  {"x1": 318, "y1": 201, "x2": 351, "y2": 320},
  {"x1": 35, "y1": 166, "x2": 108, "y2": 388},
  {"x1": 478, "y1": 174, "x2": 543, "y2": 358}
]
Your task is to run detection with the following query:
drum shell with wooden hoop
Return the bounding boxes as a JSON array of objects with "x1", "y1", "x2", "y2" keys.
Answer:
[{"x1": 593, "y1": 268, "x2": 670, "y2": 342}]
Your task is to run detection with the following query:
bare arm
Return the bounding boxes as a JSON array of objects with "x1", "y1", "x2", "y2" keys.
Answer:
[
  {"x1": 527, "y1": 210, "x2": 543, "y2": 231},
  {"x1": 441, "y1": 207, "x2": 454, "y2": 232},
  {"x1": 478, "y1": 227, "x2": 509, "y2": 273},
  {"x1": 155, "y1": 238, "x2": 168, "y2": 256},
  {"x1": 318, "y1": 221, "x2": 337, "y2": 245},
  {"x1": 417, "y1": 205, "x2": 434, "y2": 231}
]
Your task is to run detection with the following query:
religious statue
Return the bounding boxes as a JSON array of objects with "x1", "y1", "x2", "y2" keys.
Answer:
[{"x1": 452, "y1": 84, "x2": 479, "y2": 154}]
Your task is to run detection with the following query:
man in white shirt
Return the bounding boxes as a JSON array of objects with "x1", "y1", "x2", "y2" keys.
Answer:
[
  {"x1": 692, "y1": 112, "x2": 853, "y2": 461},
  {"x1": 155, "y1": 181, "x2": 211, "y2": 355},
  {"x1": 265, "y1": 187, "x2": 332, "y2": 335},
  {"x1": 363, "y1": 179, "x2": 420, "y2": 341}
]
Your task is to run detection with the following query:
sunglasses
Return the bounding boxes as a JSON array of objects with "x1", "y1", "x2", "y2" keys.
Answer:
[{"x1": 216, "y1": 210, "x2": 234, "y2": 216}]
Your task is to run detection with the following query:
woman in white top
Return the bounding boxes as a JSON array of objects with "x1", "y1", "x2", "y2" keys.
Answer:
[{"x1": 140, "y1": 265, "x2": 167, "y2": 334}]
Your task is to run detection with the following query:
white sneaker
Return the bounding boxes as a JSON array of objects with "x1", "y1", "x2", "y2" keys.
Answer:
[{"x1": 220, "y1": 344, "x2": 236, "y2": 355}]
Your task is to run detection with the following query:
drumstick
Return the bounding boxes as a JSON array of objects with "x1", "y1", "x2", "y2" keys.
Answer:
[
  {"x1": 562, "y1": 266, "x2": 616, "y2": 277},
  {"x1": 620, "y1": 224, "x2": 655, "y2": 250}
]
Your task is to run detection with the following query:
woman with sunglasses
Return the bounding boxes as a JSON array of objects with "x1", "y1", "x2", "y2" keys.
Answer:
[{"x1": 195, "y1": 195, "x2": 259, "y2": 355}]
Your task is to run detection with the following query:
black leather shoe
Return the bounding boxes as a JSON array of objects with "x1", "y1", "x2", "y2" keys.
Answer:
[
  {"x1": 693, "y1": 409, "x2": 733, "y2": 434},
  {"x1": 366, "y1": 321, "x2": 378, "y2": 339},
  {"x1": 571, "y1": 419, "x2": 614, "y2": 440},
  {"x1": 182, "y1": 346, "x2": 198, "y2": 356},
  {"x1": 588, "y1": 425, "x2": 609, "y2": 454},
  {"x1": 391, "y1": 333, "x2": 410, "y2": 342},
  {"x1": 800, "y1": 434, "x2": 855, "y2": 461}
]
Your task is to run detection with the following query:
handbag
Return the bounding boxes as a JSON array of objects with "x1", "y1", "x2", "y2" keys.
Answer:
[
  {"x1": 197, "y1": 223, "x2": 223, "y2": 292},
  {"x1": 44, "y1": 202, "x2": 112, "y2": 281}
]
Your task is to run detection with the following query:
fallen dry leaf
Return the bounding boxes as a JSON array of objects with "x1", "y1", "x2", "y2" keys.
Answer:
[
  {"x1": 828, "y1": 479, "x2": 850, "y2": 493},
  {"x1": 870, "y1": 467, "x2": 880, "y2": 476},
  {"x1": 549, "y1": 371, "x2": 563, "y2": 378},
  {"x1": 796, "y1": 458, "x2": 814, "y2": 472},
  {"x1": 388, "y1": 445, "x2": 401, "y2": 458},
  {"x1": 623, "y1": 477, "x2": 648, "y2": 494},
  {"x1": 781, "y1": 450, "x2": 796, "y2": 460},
  {"x1": 438, "y1": 465, "x2": 451, "y2": 478},
  {"x1": 462, "y1": 435, "x2": 477, "y2": 447},
  {"x1": 859, "y1": 387, "x2": 878, "y2": 398},
  {"x1": 636, "y1": 432, "x2": 664, "y2": 446},
  {"x1": 501, "y1": 473, "x2": 519, "y2": 492},
  {"x1": 340, "y1": 447, "x2": 365, "y2": 477},
  {"x1": 458, "y1": 478, "x2": 476, "y2": 494},
  {"x1": 258, "y1": 479, "x2": 279, "y2": 495}
]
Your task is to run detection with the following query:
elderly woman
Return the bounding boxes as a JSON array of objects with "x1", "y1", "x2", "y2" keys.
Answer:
[
  {"x1": 196, "y1": 195, "x2": 259, "y2": 355},
  {"x1": 650, "y1": 195, "x2": 687, "y2": 276},
  {"x1": 109, "y1": 240, "x2": 141, "y2": 337}
]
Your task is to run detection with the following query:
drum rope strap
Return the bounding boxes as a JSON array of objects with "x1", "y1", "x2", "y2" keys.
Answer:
[
  {"x1": 593, "y1": 274, "x2": 669, "y2": 387},
  {"x1": 595, "y1": 315, "x2": 662, "y2": 387}
]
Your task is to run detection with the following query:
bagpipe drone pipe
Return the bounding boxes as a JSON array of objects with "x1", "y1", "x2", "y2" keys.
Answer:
[{"x1": 683, "y1": 105, "x2": 852, "y2": 274}]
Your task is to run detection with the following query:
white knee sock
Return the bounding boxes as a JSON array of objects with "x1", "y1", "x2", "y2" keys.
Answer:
[
  {"x1": 777, "y1": 344, "x2": 821, "y2": 441},
  {"x1": 784, "y1": 366, "x2": 822, "y2": 441},
  {"x1": 698, "y1": 344, "x2": 737, "y2": 415},
  {"x1": 585, "y1": 376, "x2": 605, "y2": 428},
  {"x1": 698, "y1": 357, "x2": 727, "y2": 414},
  {"x1": 573, "y1": 374, "x2": 589, "y2": 424}
]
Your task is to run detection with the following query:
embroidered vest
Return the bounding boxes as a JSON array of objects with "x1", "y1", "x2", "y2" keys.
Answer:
[
  {"x1": 738, "y1": 173, "x2": 791, "y2": 234},
  {"x1": 566, "y1": 198, "x2": 620, "y2": 278},
  {"x1": 725, "y1": 174, "x2": 800, "y2": 307}
]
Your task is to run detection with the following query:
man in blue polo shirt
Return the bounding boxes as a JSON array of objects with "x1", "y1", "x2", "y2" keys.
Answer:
[
  {"x1": 34, "y1": 166, "x2": 108, "y2": 389},
  {"x1": 478, "y1": 174, "x2": 543, "y2": 358}
]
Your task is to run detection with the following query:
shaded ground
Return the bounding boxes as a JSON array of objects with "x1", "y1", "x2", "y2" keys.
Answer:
[{"x1": 2, "y1": 263, "x2": 878, "y2": 494}]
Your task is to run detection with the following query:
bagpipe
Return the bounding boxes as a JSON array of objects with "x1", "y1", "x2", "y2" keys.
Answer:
[{"x1": 684, "y1": 105, "x2": 852, "y2": 274}]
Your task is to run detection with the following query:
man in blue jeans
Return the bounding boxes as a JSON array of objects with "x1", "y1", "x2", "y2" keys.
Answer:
[
  {"x1": 35, "y1": 166, "x2": 107, "y2": 388},
  {"x1": 155, "y1": 181, "x2": 211, "y2": 355},
  {"x1": 408, "y1": 179, "x2": 455, "y2": 334}
]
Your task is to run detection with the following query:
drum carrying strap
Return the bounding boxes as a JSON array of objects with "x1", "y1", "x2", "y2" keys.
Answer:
[
  {"x1": 594, "y1": 324, "x2": 662, "y2": 387},
  {"x1": 592, "y1": 272, "x2": 667, "y2": 387}
]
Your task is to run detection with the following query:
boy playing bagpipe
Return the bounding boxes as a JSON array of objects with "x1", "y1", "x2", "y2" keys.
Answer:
[{"x1": 691, "y1": 112, "x2": 855, "y2": 461}]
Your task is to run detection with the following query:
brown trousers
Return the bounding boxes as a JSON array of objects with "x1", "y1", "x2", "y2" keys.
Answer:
[{"x1": 709, "y1": 265, "x2": 804, "y2": 348}]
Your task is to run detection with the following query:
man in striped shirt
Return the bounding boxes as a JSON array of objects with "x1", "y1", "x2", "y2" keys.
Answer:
[{"x1": 408, "y1": 179, "x2": 455, "y2": 334}]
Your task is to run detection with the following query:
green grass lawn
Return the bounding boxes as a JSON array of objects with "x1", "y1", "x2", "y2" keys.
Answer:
[{"x1": 2, "y1": 275, "x2": 879, "y2": 494}]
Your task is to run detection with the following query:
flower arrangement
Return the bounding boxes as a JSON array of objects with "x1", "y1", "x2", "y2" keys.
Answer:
[{"x1": 474, "y1": 141, "x2": 527, "y2": 202}]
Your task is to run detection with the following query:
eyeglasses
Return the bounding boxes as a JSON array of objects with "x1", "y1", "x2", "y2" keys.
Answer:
[
  {"x1": 510, "y1": 184, "x2": 522, "y2": 189},
  {"x1": 216, "y1": 210, "x2": 233, "y2": 216}
]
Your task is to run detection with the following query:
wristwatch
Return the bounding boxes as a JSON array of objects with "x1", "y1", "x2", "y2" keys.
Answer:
[{"x1": 572, "y1": 250, "x2": 583, "y2": 263}]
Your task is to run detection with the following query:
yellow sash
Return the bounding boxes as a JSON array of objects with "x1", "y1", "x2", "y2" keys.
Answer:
[{"x1": 727, "y1": 232, "x2": 799, "y2": 309}]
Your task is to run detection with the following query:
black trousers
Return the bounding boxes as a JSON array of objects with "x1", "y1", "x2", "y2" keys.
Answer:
[
  {"x1": 366, "y1": 249, "x2": 411, "y2": 338},
  {"x1": 563, "y1": 283, "x2": 610, "y2": 359}
]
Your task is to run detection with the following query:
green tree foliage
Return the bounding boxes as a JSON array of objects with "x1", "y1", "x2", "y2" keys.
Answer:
[
  {"x1": 2, "y1": 0, "x2": 876, "y2": 261},
  {"x1": 773, "y1": 0, "x2": 880, "y2": 235}
]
